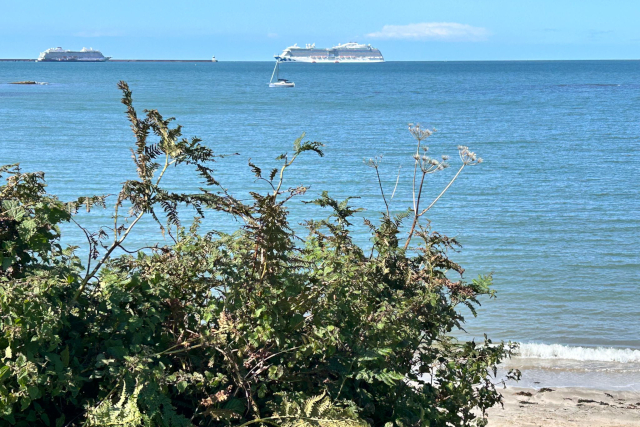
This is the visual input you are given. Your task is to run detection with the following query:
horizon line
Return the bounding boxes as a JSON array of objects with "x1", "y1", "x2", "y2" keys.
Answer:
[{"x1": 1, "y1": 58, "x2": 639, "y2": 62}]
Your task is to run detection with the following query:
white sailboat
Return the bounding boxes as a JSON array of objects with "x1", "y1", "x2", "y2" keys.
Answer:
[{"x1": 269, "y1": 61, "x2": 295, "y2": 87}]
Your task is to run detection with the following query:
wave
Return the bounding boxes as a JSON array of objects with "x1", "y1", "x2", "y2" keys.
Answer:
[
  {"x1": 516, "y1": 343, "x2": 640, "y2": 363},
  {"x1": 555, "y1": 83, "x2": 621, "y2": 87}
]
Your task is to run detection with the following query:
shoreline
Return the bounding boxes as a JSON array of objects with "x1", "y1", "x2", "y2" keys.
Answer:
[
  {"x1": 497, "y1": 343, "x2": 640, "y2": 392},
  {"x1": 487, "y1": 386, "x2": 640, "y2": 426}
]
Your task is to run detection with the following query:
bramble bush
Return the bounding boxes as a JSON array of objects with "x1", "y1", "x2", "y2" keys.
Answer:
[{"x1": 0, "y1": 82, "x2": 518, "y2": 427}]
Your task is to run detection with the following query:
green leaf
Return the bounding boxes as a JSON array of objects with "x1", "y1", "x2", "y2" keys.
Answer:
[
  {"x1": 268, "y1": 365, "x2": 278, "y2": 379},
  {"x1": 60, "y1": 346, "x2": 69, "y2": 368},
  {"x1": 0, "y1": 366, "x2": 9, "y2": 382},
  {"x1": 27, "y1": 385, "x2": 40, "y2": 399},
  {"x1": 224, "y1": 398, "x2": 245, "y2": 414},
  {"x1": 257, "y1": 384, "x2": 267, "y2": 399},
  {"x1": 289, "y1": 313, "x2": 304, "y2": 328},
  {"x1": 177, "y1": 380, "x2": 188, "y2": 393},
  {"x1": 20, "y1": 397, "x2": 31, "y2": 411}
]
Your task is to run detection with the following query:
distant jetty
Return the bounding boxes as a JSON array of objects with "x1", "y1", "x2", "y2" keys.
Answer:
[
  {"x1": 0, "y1": 59, "x2": 213, "y2": 62},
  {"x1": 111, "y1": 60, "x2": 213, "y2": 63}
]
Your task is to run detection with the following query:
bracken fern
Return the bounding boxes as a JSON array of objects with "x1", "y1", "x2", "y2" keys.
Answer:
[{"x1": 0, "y1": 82, "x2": 518, "y2": 427}]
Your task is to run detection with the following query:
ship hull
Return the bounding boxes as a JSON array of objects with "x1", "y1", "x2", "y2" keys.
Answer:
[
  {"x1": 37, "y1": 47, "x2": 110, "y2": 62},
  {"x1": 276, "y1": 57, "x2": 384, "y2": 63},
  {"x1": 275, "y1": 42, "x2": 384, "y2": 64},
  {"x1": 36, "y1": 58, "x2": 110, "y2": 62}
]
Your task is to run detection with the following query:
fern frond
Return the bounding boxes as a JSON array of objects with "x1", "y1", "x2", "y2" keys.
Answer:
[
  {"x1": 316, "y1": 397, "x2": 331, "y2": 417},
  {"x1": 304, "y1": 391, "x2": 326, "y2": 417},
  {"x1": 272, "y1": 393, "x2": 367, "y2": 427},
  {"x1": 86, "y1": 382, "x2": 145, "y2": 426}
]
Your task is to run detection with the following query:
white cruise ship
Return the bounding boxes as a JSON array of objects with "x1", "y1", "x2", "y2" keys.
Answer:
[
  {"x1": 36, "y1": 47, "x2": 110, "y2": 62},
  {"x1": 275, "y1": 42, "x2": 384, "y2": 63}
]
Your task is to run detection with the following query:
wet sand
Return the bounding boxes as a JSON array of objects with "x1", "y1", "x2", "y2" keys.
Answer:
[{"x1": 486, "y1": 387, "x2": 640, "y2": 426}]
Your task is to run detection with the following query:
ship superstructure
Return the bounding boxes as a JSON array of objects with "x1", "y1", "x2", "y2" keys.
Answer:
[
  {"x1": 275, "y1": 42, "x2": 383, "y2": 63},
  {"x1": 36, "y1": 47, "x2": 110, "y2": 62}
]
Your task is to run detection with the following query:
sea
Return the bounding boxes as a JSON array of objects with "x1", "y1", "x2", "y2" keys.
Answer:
[{"x1": 1, "y1": 61, "x2": 639, "y2": 390}]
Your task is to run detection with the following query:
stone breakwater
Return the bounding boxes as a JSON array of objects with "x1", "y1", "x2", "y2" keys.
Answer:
[{"x1": 9, "y1": 81, "x2": 48, "y2": 85}]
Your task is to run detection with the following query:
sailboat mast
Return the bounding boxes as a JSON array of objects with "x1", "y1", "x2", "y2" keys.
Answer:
[{"x1": 270, "y1": 61, "x2": 279, "y2": 83}]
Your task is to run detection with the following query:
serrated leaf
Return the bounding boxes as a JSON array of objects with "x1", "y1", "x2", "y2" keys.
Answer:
[
  {"x1": 224, "y1": 398, "x2": 245, "y2": 414},
  {"x1": 304, "y1": 391, "x2": 326, "y2": 417}
]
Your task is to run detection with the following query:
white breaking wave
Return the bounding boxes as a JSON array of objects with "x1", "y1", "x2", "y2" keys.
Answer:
[{"x1": 517, "y1": 343, "x2": 640, "y2": 363}]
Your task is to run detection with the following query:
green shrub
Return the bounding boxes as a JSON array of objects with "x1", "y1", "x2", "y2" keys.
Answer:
[{"x1": 0, "y1": 82, "x2": 518, "y2": 427}]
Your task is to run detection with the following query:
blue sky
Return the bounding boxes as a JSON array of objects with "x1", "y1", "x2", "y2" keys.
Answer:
[{"x1": 1, "y1": 0, "x2": 638, "y2": 60}]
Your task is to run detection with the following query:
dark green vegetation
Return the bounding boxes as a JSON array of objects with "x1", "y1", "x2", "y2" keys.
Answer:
[{"x1": 0, "y1": 82, "x2": 518, "y2": 426}]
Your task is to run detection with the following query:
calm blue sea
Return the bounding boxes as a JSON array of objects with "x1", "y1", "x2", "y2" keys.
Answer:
[{"x1": 1, "y1": 61, "x2": 640, "y2": 387}]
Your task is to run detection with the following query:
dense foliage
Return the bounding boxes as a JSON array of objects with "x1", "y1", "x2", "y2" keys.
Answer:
[{"x1": 0, "y1": 82, "x2": 518, "y2": 427}]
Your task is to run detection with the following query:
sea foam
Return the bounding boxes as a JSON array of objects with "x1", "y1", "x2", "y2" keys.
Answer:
[{"x1": 517, "y1": 343, "x2": 640, "y2": 363}]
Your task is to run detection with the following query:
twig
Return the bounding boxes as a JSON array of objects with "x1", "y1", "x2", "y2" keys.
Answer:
[
  {"x1": 404, "y1": 171, "x2": 427, "y2": 250},
  {"x1": 70, "y1": 217, "x2": 94, "y2": 278},
  {"x1": 374, "y1": 165, "x2": 389, "y2": 216},
  {"x1": 391, "y1": 166, "x2": 401, "y2": 200},
  {"x1": 419, "y1": 163, "x2": 465, "y2": 216}
]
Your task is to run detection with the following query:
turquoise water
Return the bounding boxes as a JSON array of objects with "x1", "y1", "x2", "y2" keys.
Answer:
[{"x1": 1, "y1": 62, "x2": 639, "y2": 369}]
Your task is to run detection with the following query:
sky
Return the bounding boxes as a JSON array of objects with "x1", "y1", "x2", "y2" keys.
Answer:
[{"x1": 0, "y1": 0, "x2": 639, "y2": 60}]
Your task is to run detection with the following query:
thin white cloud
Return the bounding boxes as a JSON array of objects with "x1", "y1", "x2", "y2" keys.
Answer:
[
  {"x1": 267, "y1": 32, "x2": 278, "y2": 38},
  {"x1": 366, "y1": 22, "x2": 489, "y2": 41}
]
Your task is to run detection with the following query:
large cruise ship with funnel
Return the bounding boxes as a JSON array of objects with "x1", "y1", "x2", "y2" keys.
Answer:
[
  {"x1": 36, "y1": 47, "x2": 111, "y2": 62},
  {"x1": 275, "y1": 42, "x2": 384, "y2": 63}
]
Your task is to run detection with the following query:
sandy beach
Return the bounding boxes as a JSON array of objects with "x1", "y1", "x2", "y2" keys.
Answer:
[{"x1": 486, "y1": 387, "x2": 640, "y2": 426}]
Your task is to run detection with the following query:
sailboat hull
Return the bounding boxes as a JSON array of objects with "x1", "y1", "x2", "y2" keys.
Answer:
[
  {"x1": 269, "y1": 61, "x2": 295, "y2": 87},
  {"x1": 269, "y1": 82, "x2": 295, "y2": 88}
]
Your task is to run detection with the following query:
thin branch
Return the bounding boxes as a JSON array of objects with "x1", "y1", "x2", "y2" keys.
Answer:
[
  {"x1": 113, "y1": 196, "x2": 121, "y2": 244},
  {"x1": 374, "y1": 165, "x2": 389, "y2": 217},
  {"x1": 419, "y1": 164, "x2": 465, "y2": 216},
  {"x1": 412, "y1": 151, "x2": 419, "y2": 212},
  {"x1": 404, "y1": 163, "x2": 466, "y2": 250},
  {"x1": 243, "y1": 345, "x2": 304, "y2": 380},
  {"x1": 116, "y1": 243, "x2": 160, "y2": 254},
  {"x1": 155, "y1": 153, "x2": 175, "y2": 186},
  {"x1": 259, "y1": 176, "x2": 277, "y2": 191},
  {"x1": 73, "y1": 204, "x2": 145, "y2": 303},
  {"x1": 404, "y1": 171, "x2": 427, "y2": 250},
  {"x1": 391, "y1": 165, "x2": 401, "y2": 200},
  {"x1": 70, "y1": 217, "x2": 93, "y2": 276},
  {"x1": 274, "y1": 154, "x2": 299, "y2": 197}
]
